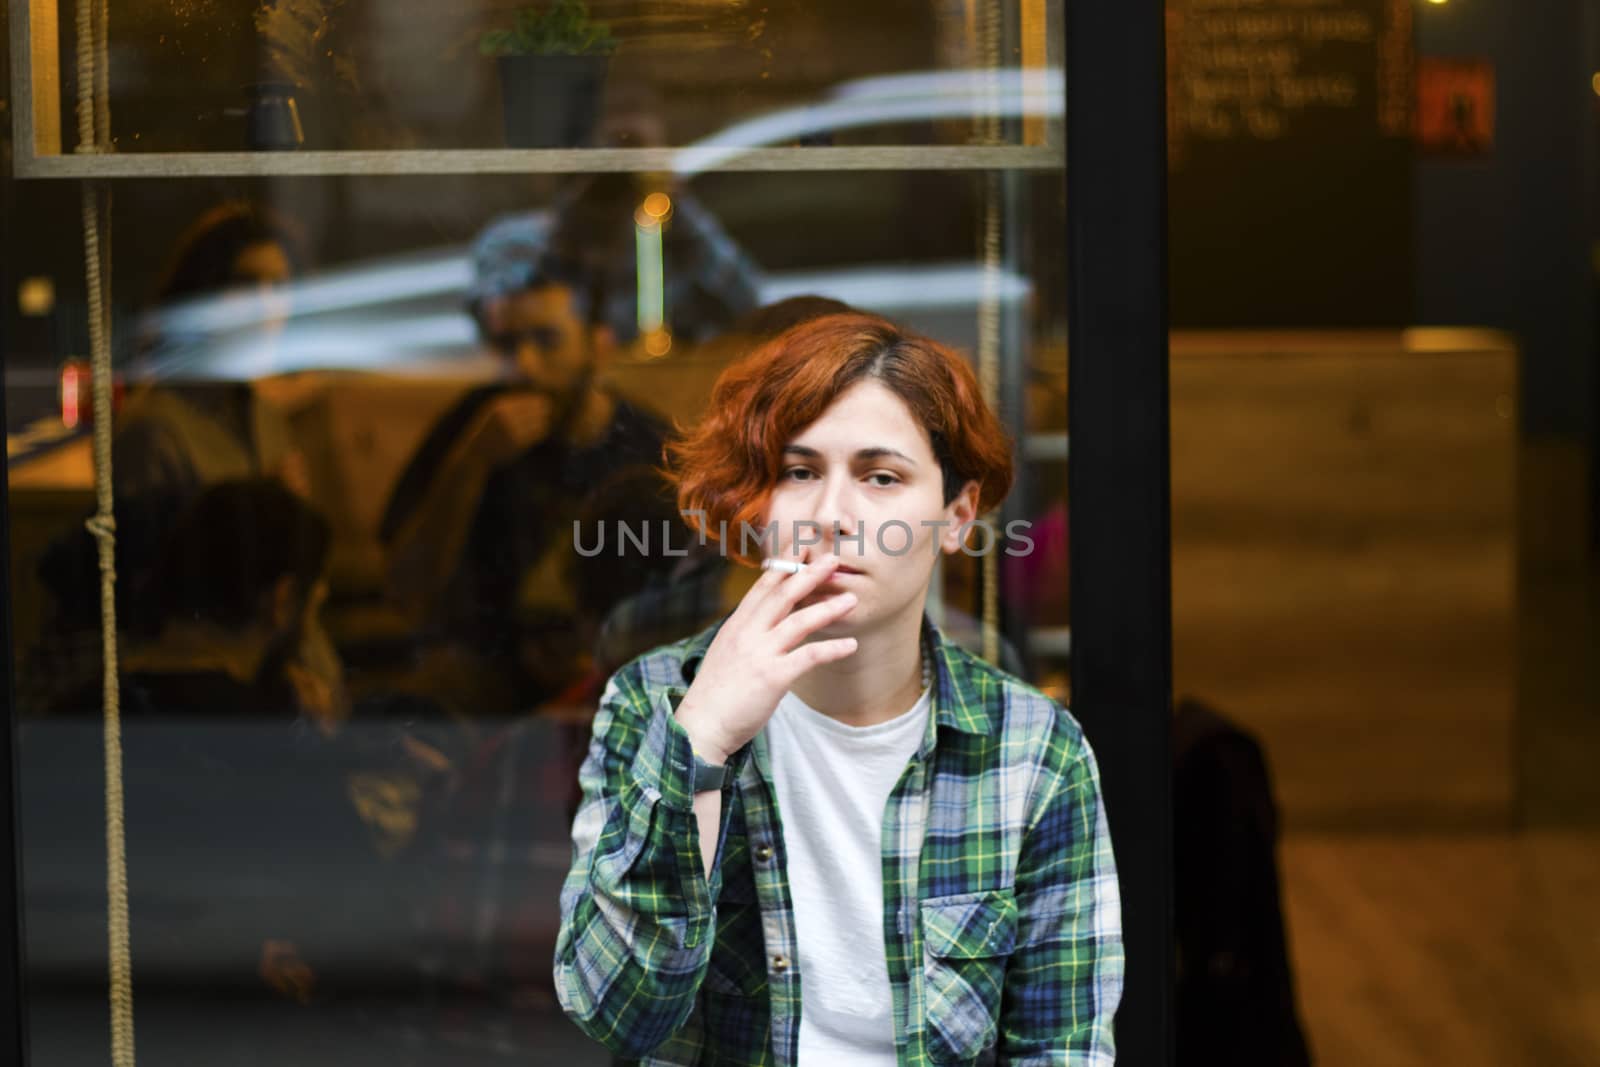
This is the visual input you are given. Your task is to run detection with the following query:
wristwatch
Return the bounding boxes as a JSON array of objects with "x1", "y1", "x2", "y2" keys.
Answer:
[{"x1": 690, "y1": 749, "x2": 729, "y2": 793}]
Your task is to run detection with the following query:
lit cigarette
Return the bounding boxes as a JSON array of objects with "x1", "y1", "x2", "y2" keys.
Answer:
[{"x1": 761, "y1": 558, "x2": 808, "y2": 574}]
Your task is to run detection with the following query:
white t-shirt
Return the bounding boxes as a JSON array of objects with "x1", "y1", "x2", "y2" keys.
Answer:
[{"x1": 763, "y1": 683, "x2": 933, "y2": 1065}]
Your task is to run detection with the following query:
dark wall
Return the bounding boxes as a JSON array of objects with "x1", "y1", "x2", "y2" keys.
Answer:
[
  {"x1": 1167, "y1": 0, "x2": 1416, "y2": 328},
  {"x1": 1412, "y1": 0, "x2": 1597, "y2": 439}
]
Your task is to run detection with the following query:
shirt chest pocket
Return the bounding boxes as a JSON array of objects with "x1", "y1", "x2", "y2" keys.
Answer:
[{"x1": 920, "y1": 888, "x2": 1017, "y2": 1064}]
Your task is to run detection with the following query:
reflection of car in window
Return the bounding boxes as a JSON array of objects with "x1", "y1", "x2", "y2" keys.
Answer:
[{"x1": 119, "y1": 67, "x2": 1063, "y2": 381}]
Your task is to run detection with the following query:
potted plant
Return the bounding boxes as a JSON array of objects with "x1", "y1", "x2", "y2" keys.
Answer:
[
  {"x1": 481, "y1": 0, "x2": 620, "y2": 149},
  {"x1": 251, "y1": 0, "x2": 383, "y2": 149}
]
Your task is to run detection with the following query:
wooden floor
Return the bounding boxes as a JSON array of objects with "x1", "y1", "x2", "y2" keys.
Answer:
[{"x1": 1279, "y1": 832, "x2": 1600, "y2": 1066}]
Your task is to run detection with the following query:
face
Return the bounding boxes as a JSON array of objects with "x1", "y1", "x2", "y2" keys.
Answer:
[
  {"x1": 761, "y1": 380, "x2": 979, "y2": 635},
  {"x1": 480, "y1": 284, "x2": 607, "y2": 401},
  {"x1": 226, "y1": 239, "x2": 293, "y2": 335},
  {"x1": 231, "y1": 240, "x2": 293, "y2": 289}
]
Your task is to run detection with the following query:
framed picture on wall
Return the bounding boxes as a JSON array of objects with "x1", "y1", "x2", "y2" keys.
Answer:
[{"x1": 1416, "y1": 57, "x2": 1496, "y2": 156}]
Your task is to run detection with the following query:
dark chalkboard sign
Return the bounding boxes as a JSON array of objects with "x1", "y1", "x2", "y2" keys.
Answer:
[{"x1": 1167, "y1": 0, "x2": 1415, "y2": 327}]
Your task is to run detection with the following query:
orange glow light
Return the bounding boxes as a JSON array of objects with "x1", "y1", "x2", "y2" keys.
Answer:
[
  {"x1": 643, "y1": 328, "x2": 673, "y2": 358},
  {"x1": 641, "y1": 192, "x2": 673, "y2": 223},
  {"x1": 60, "y1": 363, "x2": 83, "y2": 429}
]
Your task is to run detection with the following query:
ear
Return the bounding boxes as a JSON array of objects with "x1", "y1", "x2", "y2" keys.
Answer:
[
  {"x1": 939, "y1": 480, "x2": 983, "y2": 556},
  {"x1": 268, "y1": 575, "x2": 299, "y2": 632}
]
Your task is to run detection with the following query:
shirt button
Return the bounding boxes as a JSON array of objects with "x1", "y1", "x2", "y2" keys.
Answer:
[
  {"x1": 755, "y1": 844, "x2": 773, "y2": 863},
  {"x1": 771, "y1": 955, "x2": 789, "y2": 973}
]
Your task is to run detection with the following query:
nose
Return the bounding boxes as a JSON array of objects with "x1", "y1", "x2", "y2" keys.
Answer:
[
  {"x1": 807, "y1": 473, "x2": 862, "y2": 559},
  {"x1": 514, "y1": 340, "x2": 545, "y2": 380}
]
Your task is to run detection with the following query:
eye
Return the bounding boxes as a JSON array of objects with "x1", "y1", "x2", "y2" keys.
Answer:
[
  {"x1": 866, "y1": 472, "x2": 901, "y2": 487},
  {"x1": 781, "y1": 466, "x2": 816, "y2": 482}
]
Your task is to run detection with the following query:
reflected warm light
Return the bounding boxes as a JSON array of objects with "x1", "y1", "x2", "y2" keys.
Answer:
[
  {"x1": 641, "y1": 192, "x2": 673, "y2": 223},
  {"x1": 643, "y1": 328, "x2": 673, "y2": 358},
  {"x1": 59, "y1": 362, "x2": 84, "y2": 430},
  {"x1": 18, "y1": 276, "x2": 55, "y2": 316},
  {"x1": 1592, "y1": 72, "x2": 1600, "y2": 97}
]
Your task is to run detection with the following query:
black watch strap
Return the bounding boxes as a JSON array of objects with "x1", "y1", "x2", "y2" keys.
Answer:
[{"x1": 690, "y1": 749, "x2": 729, "y2": 793}]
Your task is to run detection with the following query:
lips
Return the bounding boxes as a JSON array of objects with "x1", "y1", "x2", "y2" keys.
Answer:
[{"x1": 795, "y1": 551, "x2": 865, "y2": 576}]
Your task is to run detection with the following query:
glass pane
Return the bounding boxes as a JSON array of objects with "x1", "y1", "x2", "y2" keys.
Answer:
[
  {"x1": 5, "y1": 2, "x2": 1079, "y2": 1064},
  {"x1": 19, "y1": 1, "x2": 1060, "y2": 155}
]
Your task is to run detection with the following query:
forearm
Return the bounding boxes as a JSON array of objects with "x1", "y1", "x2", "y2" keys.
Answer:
[{"x1": 688, "y1": 784, "x2": 723, "y2": 880}]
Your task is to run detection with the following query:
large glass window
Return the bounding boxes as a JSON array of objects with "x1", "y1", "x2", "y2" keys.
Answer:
[{"x1": 4, "y1": 2, "x2": 1089, "y2": 1063}]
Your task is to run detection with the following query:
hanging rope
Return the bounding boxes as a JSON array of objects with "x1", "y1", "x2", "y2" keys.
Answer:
[
  {"x1": 976, "y1": 1, "x2": 1003, "y2": 668},
  {"x1": 74, "y1": 0, "x2": 135, "y2": 1062}
]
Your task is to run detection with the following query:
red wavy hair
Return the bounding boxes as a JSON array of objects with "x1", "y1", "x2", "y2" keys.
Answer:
[{"x1": 660, "y1": 312, "x2": 1015, "y2": 567}]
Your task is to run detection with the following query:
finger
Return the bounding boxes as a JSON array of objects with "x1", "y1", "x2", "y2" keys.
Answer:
[
  {"x1": 725, "y1": 556, "x2": 792, "y2": 625},
  {"x1": 782, "y1": 636, "x2": 858, "y2": 674},
  {"x1": 772, "y1": 591, "x2": 857, "y2": 651},
  {"x1": 737, "y1": 550, "x2": 830, "y2": 618},
  {"x1": 754, "y1": 552, "x2": 845, "y2": 626}
]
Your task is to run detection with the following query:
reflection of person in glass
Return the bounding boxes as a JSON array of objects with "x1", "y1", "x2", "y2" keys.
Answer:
[
  {"x1": 117, "y1": 199, "x2": 310, "y2": 500},
  {"x1": 19, "y1": 480, "x2": 392, "y2": 1066},
  {"x1": 380, "y1": 215, "x2": 672, "y2": 713},
  {"x1": 28, "y1": 202, "x2": 318, "y2": 722},
  {"x1": 553, "y1": 313, "x2": 1123, "y2": 1063}
]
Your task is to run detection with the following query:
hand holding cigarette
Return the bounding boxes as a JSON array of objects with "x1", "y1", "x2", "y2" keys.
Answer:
[{"x1": 673, "y1": 552, "x2": 856, "y2": 765}]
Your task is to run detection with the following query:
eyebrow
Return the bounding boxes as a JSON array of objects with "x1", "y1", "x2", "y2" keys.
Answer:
[{"x1": 782, "y1": 444, "x2": 919, "y2": 467}]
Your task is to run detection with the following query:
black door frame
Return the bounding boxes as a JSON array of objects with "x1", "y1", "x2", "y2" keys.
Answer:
[
  {"x1": 1067, "y1": 0, "x2": 1175, "y2": 1064},
  {"x1": 1, "y1": 109, "x2": 28, "y2": 1064}
]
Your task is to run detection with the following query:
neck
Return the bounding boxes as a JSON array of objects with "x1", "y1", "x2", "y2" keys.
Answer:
[
  {"x1": 789, "y1": 599, "x2": 929, "y2": 728},
  {"x1": 562, "y1": 386, "x2": 617, "y2": 447}
]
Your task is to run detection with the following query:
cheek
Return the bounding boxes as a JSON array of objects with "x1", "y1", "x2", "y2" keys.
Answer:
[
  {"x1": 871, "y1": 520, "x2": 934, "y2": 564},
  {"x1": 759, "y1": 491, "x2": 796, "y2": 536},
  {"x1": 867, "y1": 500, "x2": 945, "y2": 553},
  {"x1": 556, "y1": 343, "x2": 583, "y2": 370}
]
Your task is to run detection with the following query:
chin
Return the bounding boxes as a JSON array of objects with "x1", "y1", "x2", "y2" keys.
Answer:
[{"x1": 803, "y1": 597, "x2": 868, "y2": 633}]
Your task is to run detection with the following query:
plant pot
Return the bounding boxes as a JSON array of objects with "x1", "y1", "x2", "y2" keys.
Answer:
[
  {"x1": 244, "y1": 81, "x2": 305, "y2": 151},
  {"x1": 497, "y1": 54, "x2": 610, "y2": 149}
]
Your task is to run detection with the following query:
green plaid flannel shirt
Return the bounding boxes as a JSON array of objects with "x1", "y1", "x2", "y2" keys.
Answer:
[{"x1": 555, "y1": 610, "x2": 1123, "y2": 1065}]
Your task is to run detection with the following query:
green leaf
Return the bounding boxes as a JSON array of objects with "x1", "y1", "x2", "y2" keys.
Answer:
[{"x1": 486, "y1": 0, "x2": 617, "y2": 56}]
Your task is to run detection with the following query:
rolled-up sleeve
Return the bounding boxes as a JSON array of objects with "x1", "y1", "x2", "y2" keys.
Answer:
[{"x1": 553, "y1": 668, "x2": 740, "y2": 1058}]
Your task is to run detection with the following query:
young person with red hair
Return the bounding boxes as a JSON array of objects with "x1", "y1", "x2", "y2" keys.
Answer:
[{"x1": 554, "y1": 313, "x2": 1123, "y2": 1065}]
